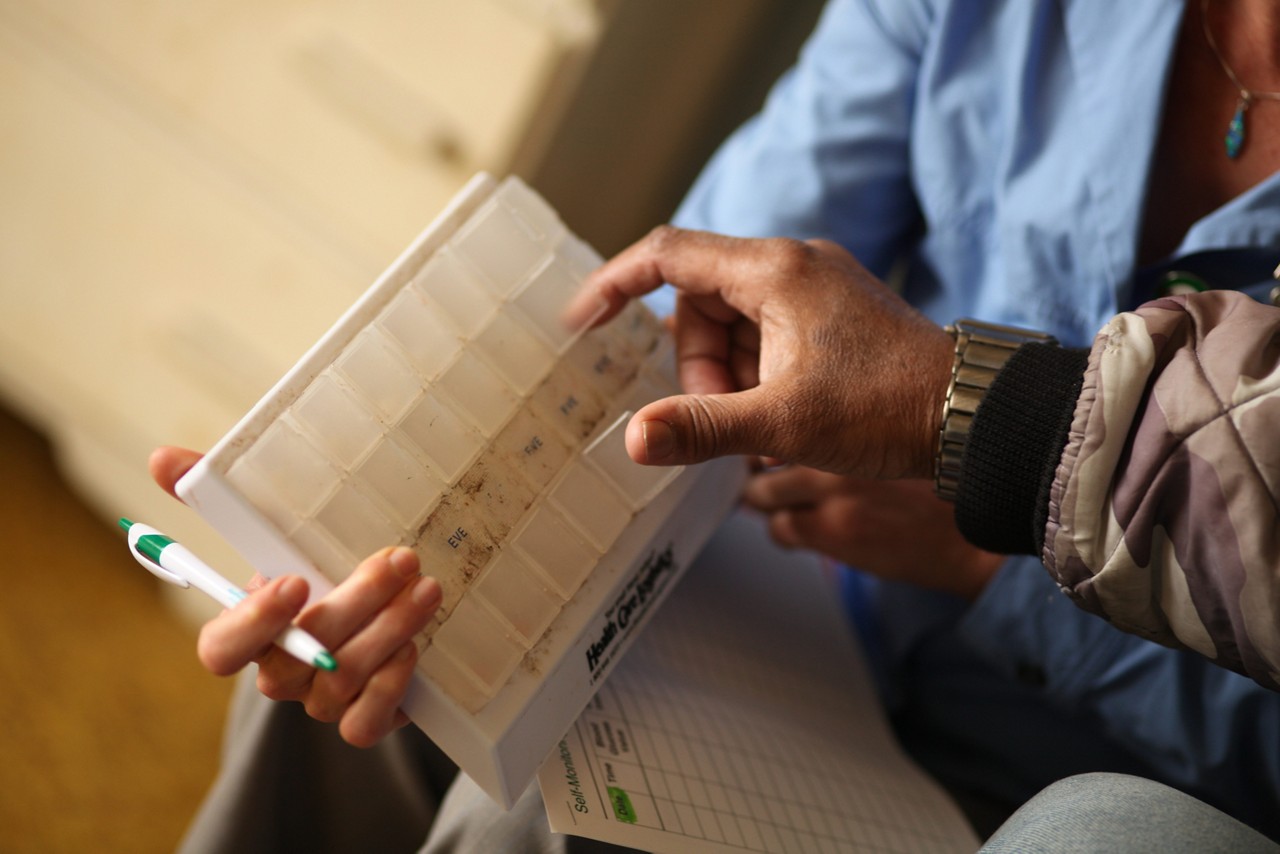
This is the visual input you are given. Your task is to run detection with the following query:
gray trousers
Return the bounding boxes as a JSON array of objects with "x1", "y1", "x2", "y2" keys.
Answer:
[{"x1": 981, "y1": 773, "x2": 1277, "y2": 853}]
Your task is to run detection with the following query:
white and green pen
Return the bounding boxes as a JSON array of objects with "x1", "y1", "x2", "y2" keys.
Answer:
[{"x1": 119, "y1": 518, "x2": 337, "y2": 672}]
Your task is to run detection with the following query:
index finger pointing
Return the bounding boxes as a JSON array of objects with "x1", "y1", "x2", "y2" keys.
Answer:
[{"x1": 565, "y1": 226, "x2": 776, "y2": 331}]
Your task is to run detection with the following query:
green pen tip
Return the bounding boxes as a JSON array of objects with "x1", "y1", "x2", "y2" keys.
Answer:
[
  {"x1": 118, "y1": 517, "x2": 134, "y2": 532},
  {"x1": 315, "y1": 651, "x2": 338, "y2": 672}
]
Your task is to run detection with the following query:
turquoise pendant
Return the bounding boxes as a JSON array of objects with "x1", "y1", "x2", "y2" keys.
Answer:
[{"x1": 1225, "y1": 98, "x2": 1247, "y2": 159}]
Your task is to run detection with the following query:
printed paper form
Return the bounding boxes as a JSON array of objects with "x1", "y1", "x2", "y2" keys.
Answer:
[{"x1": 538, "y1": 512, "x2": 979, "y2": 853}]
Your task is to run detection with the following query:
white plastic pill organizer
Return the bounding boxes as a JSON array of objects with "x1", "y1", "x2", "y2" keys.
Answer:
[{"x1": 176, "y1": 173, "x2": 745, "y2": 806}]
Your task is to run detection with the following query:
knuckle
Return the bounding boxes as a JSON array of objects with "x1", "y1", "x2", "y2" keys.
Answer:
[
  {"x1": 646, "y1": 223, "x2": 683, "y2": 252},
  {"x1": 340, "y1": 716, "x2": 381, "y2": 750},
  {"x1": 762, "y1": 237, "x2": 816, "y2": 280},
  {"x1": 322, "y1": 669, "x2": 357, "y2": 701},
  {"x1": 832, "y1": 508, "x2": 868, "y2": 543},
  {"x1": 749, "y1": 385, "x2": 806, "y2": 463},
  {"x1": 302, "y1": 696, "x2": 342, "y2": 724},
  {"x1": 740, "y1": 481, "x2": 771, "y2": 511},
  {"x1": 256, "y1": 666, "x2": 306, "y2": 703},
  {"x1": 803, "y1": 237, "x2": 855, "y2": 265},
  {"x1": 237, "y1": 591, "x2": 289, "y2": 632},
  {"x1": 337, "y1": 662, "x2": 413, "y2": 748},
  {"x1": 372, "y1": 647, "x2": 417, "y2": 700},
  {"x1": 767, "y1": 511, "x2": 799, "y2": 549},
  {"x1": 682, "y1": 395, "x2": 728, "y2": 460}
]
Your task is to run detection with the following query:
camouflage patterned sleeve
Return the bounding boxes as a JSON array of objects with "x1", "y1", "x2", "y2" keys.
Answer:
[{"x1": 1042, "y1": 291, "x2": 1280, "y2": 689}]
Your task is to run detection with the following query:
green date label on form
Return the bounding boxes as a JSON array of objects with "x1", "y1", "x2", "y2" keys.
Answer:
[{"x1": 607, "y1": 787, "x2": 637, "y2": 824}]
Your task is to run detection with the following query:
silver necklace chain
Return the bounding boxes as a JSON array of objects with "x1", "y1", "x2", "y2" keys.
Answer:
[{"x1": 1200, "y1": 0, "x2": 1280, "y2": 157}]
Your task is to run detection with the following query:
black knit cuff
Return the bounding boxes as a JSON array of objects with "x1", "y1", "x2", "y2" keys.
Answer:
[{"x1": 954, "y1": 343, "x2": 1090, "y2": 555}]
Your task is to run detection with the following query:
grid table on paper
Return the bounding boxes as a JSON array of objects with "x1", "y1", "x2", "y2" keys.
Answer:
[
  {"x1": 214, "y1": 177, "x2": 685, "y2": 713},
  {"x1": 560, "y1": 569, "x2": 972, "y2": 854}
]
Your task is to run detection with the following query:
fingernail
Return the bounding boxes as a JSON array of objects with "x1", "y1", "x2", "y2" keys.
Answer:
[
  {"x1": 413, "y1": 576, "x2": 442, "y2": 609},
  {"x1": 389, "y1": 547, "x2": 419, "y2": 579},
  {"x1": 641, "y1": 420, "x2": 676, "y2": 464}
]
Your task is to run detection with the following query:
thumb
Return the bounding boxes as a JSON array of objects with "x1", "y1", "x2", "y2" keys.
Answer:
[
  {"x1": 625, "y1": 386, "x2": 783, "y2": 466},
  {"x1": 148, "y1": 446, "x2": 204, "y2": 500}
]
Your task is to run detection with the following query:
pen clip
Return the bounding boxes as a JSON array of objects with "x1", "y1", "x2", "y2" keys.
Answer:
[
  {"x1": 120, "y1": 519, "x2": 191, "y2": 588},
  {"x1": 126, "y1": 536, "x2": 190, "y2": 589}
]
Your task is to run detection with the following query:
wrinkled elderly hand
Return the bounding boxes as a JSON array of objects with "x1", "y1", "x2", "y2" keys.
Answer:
[
  {"x1": 743, "y1": 466, "x2": 1004, "y2": 601},
  {"x1": 568, "y1": 227, "x2": 953, "y2": 480},
  {"x1": 149, "y1": 447, "x2": 440, "y2": 748}
]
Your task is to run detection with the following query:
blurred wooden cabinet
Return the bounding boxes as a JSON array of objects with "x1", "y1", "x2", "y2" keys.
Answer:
[{"x1": 0, "y1": 0, "x2": 819, "y2": 613}]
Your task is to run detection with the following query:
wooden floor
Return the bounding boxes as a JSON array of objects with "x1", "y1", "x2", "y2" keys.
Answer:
[{"x1": 0, "y1": 404, "x2": 232, "y2": 852}]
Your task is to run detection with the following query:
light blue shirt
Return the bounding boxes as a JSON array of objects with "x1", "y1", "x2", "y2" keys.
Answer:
[{"x1": 669, "y1": 0, "x2": 1280, "y2": 837}]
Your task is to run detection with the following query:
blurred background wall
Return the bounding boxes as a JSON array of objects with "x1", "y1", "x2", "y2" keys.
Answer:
[{"x1": 0, "y1": 0, "x2": 823, "y2": 850}]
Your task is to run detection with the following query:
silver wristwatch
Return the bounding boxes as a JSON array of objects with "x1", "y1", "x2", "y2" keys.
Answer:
[{"x1": 934, "y1": 319, "x2": 1057, "y2": 501}]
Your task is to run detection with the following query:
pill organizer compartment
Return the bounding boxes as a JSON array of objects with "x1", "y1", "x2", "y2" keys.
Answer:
[{"x1": 176, "y1": 173, "x2": 746, "y2": 806}]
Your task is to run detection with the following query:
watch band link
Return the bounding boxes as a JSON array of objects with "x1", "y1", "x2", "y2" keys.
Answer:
[{"x1": 934, "y1": 320, "x2": 1056, "y2": 501}]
